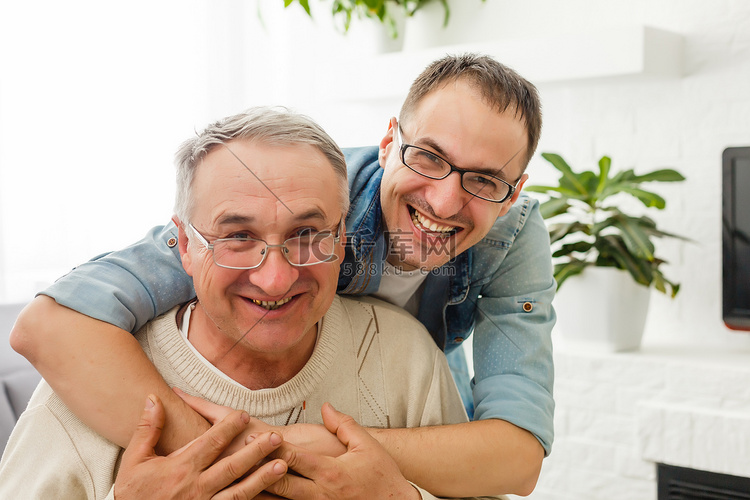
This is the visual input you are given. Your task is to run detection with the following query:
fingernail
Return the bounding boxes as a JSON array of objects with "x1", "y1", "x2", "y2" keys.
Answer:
[
  {"x1": 241, "y1": 411, "x2": 250, "y2": 424},
  {"x1": 273, "y1": 461, "x2": 286, "y2": 474},
  {"x1": 245, "y1": 434, "x2": 257, "y2": 444},
  {"x1": 145, "y1": 396, "x2": 155, "y2": 410},
  {"x1": 270, "y1": 432, "x2": 282, "y2": 446}
]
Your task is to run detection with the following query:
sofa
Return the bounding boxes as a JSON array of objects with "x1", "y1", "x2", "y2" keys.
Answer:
[{"x1": 0, "y1": 303, "x2": 41, "y2": 458}]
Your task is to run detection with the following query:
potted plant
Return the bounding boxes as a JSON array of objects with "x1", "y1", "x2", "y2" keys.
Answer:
[
  {"x1": 525, "y1": 153, "x2": 687, "y2": 351},
  {"x1": 284, "y1": 0, "x2": 450, "y2": 38}
]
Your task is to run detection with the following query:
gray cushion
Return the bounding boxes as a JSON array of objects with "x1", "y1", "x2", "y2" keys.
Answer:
[
  {"x1": 0, "y1": 382, "x2": 18, "y2": 457},
  {"x1": 4, "y1": 369, "x2": 41, "y2": 419},
  {"x1": 0, "y1": 302, "x2": 40, "y2": 460}
]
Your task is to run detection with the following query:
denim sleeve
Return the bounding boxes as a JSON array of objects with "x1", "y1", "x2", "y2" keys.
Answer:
[
  {"x1": 40, "y1": 221, "x2": 196, "y2": 333},
  {"x1": 471, "y1": 199, "x2": 556, "y2": 456}
]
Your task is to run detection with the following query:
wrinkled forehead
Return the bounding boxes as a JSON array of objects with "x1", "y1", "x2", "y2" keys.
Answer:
[{"x1": 193, "y1": 140, "x2": 341, "y2": 228}]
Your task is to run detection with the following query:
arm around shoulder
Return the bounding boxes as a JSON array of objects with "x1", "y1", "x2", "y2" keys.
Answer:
[{"x1": 10, "y1": 296, "x2": 209, "y2": 451}]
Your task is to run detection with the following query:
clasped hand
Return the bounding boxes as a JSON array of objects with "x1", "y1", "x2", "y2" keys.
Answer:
[
  {"x1": 177, "y1": 390, "x2": 421, "y2": 500},
  {"x1": 113, "y1": 394, "x2": 287, "y2": 500}
]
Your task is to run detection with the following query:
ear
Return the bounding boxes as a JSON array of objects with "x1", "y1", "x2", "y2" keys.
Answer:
[
  {"x1": 509, "y1": 173, "x2": 529, "y2": 205},
  {"x1": 497, "y1": 173, "x2": 529, "y2": 218},
  {"x1": 172, "y1": 215, "x2": 194, "y2": 277},
  {"x1": 378, "y1": 117, "x2": 398, "y2": 169}
]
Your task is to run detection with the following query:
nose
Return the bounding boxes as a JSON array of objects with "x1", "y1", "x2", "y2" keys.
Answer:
[
  {"x1": 246, "y1": 245, "x2": 299, "y2": 297},
  {"x1": 427, "y1": 171, "x2": 470, "y2": 219}
]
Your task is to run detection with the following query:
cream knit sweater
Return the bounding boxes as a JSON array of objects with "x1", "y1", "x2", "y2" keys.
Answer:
[{"x1": 0, "y1": 296, "x2": 506, "y2": 499}]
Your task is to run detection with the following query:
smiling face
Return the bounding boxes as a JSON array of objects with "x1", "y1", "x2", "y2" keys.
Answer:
[
  {"x1": 177, "y1": 139, "x2": 344, "y2": 377},
  {"x1": 378, "y1": 78, "x2": 530, "y2": 270}
]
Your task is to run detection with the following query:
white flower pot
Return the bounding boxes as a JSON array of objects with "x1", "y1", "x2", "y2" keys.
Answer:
[{"x1": 554, "y1": 267, "x2": 652, "y2": 352}]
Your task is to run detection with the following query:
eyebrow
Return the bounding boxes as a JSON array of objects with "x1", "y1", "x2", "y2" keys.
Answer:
[
  {"x1": 290, "y1": 208, "x2": 329, "y2": 224},
  {"x1": 416, "y1": 136, "x2": 522, "y2": 184},
  {"x1": 214, "y1": 208, "x2": 330, "y2": 229},
  {"x1": 215, "y1": 213, "x2": 255, "y2": 227}
]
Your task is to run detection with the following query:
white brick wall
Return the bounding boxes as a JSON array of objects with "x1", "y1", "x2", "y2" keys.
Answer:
[{"x1": 519, "y1": 345, "x2": 750, "y2": 500}]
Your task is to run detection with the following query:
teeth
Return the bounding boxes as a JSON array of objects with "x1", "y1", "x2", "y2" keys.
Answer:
[
  {"x1": 251, "y1": 297, "x2": 292, "y2": 310},
  {"x1": 411, "y1": 209, "x2": 455, "y2": 235}
]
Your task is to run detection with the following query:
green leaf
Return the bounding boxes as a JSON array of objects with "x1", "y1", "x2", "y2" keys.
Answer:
[
  {"x1": 611, "y1": 215, "x2": 656, "y2": 260},
  {"x1": 631, "y1": 169, "x2": 686, "y2": 183},
  {"x1": 596, "y1": 156, "x2": 612, "y2": 196},
  {"x1": 538, "y1": 197, "x2": 571, "y2": 219},
  {"x1": 548, "y1": 221, "x2": 590, "y2": 243},
  {"x1": 554, "y1": 260, "x2": 589, "y2": 290},
  {"x1": 298, "y1": 0, "x2": 311, "y2": 15},
  {"x1": 617, "y1": 186, "x2": 667, "y2": 209},
  {"x1": 652, "y1": 268, "x2": 667, "y2": 294},
  {"x1": 439, "y1": 0, "x2": 450, "y2": 26},
  {"x1": 553, "y1": 241, "x2": 593, "y2": 258},
  {"x1": 608, "y1": 168, "x2": 636, "y2": 186},
  {"x1": 596, "y1": 235, "x2": 652, "y2": 286},
  {"x1": 579, "y1": 170, "x2": 600, "y2": 200},
  {"x1": 541, "y1": 153, "x2": 588, "y2": 197}
]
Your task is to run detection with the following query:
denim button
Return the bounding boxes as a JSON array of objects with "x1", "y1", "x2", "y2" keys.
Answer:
[
  {"x1": 455, "y1": 337, "x2": 464, "y2": 343},
  {"x1": 522, "y1": 302, "x2": 533, "y2": 312},
  {"x1": 167, "y1": 237, "x2": 177, "y2": 248}
]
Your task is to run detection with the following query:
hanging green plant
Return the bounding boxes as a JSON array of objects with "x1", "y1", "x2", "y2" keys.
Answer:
[
  {"x1": 283, "y1": 0, "x2": 454, "y2": 38},
  {"x1": 525, "y1": 153, "x2": 688, "y2": 297}
]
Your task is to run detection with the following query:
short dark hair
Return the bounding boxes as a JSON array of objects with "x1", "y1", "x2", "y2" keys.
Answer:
[{"x1": 400, "y1": 53, "x2": 542, "y2": 168}]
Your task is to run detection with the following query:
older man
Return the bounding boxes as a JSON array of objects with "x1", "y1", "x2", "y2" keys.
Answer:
[
  {"x1": 12, "y1": 54, "x2": 555, "y2": 496},
  {"x1": 0, "y1": 108, "x2": 479, "y2": 499}
]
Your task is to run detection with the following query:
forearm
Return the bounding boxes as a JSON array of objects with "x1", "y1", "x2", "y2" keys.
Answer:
[
  {"x1": 369, "y1": 419, "x2": 543, "y2": 497},
  {"x1": 10, "y1": 295, "x2": 209, "y2": 452}
]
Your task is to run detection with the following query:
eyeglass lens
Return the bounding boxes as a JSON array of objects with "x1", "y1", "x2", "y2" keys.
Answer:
[
  {"x1": 212, "y1": 232, "x2": 337, "y2": 269},
  {"x1": 402, "y1": 146, "x2": 510, "y2": 201}
]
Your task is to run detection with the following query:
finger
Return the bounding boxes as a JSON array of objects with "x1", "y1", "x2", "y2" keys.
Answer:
[
  {"x1": 251, "y1": 493, "x2": 286, "y2": 500},
  {"x1": 173, "y1": 387, "x2": 231, "y2": 424},
  {"x1": 320, "y1": 402, "x2": 367, "y2": 450},
  {"x1": 270, "y1": 440, "x2": 330, "y2": 480},
  {"x1": 263, "y1": 465, "x2": 319, "y2": 500},
  {"x1": 121, "y1": 395, "x2": 165, "y2": 467},
  {"x1": 185, "y1": 409, "x2": 251, "y2": 469},
  {"x1": 212, "y1": 459, "x2": 287, "y2": 500},
  {"x1": 201, "y1": 431, "x2": 284, "y2": 493}
]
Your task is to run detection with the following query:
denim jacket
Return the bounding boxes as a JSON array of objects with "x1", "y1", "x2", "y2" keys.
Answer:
[{"x1": 42, "y1": 146, "x2": 555, "y2": 454}]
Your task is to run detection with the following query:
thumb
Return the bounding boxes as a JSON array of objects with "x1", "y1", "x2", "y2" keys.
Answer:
[
  {"x1": 123, "y1": 395, "x2": 165, "y2": 464},
  {"x1": 320, "y1": 402, "x2": 366, "y2": 450}
]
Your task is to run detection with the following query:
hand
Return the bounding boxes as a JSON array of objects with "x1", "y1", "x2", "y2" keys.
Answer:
[
  {"x1": 177, "y1": 388, "x2": 346, "y2": 457},
  {"x1": 266, "y1": 403, "x2": 421, "y2": 500},
  {"x1": 114, "y1": 395, "x2": 288, "y2": 500}
]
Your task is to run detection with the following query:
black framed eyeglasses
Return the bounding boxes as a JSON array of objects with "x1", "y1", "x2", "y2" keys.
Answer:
[
  {"x1": 187, "y1": 220, "x2": 343, "y2": 270},
  {"x1": 397, "y1": 125, "x2": 520, "y2": 203}
]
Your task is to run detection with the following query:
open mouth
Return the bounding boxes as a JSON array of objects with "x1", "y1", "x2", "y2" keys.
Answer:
[
  {"x1": 249, "y1": 296, "x2": 293, "y2": 311},
  {"x1": 409, "y1": 206, "x2": 459, "y2": 238}
]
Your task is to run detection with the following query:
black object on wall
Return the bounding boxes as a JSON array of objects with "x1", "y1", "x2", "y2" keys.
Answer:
[
  {"x1": 722, "y1": 147, "x2": 750, "y2": 331},
  {"x1": 658, "y1": 463, "x2": 750, "y2": 499}
]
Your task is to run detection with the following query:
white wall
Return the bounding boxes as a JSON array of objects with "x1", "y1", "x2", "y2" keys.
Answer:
[{"x1": 0, "y1": 0, "x2": 410, "y2": 303}]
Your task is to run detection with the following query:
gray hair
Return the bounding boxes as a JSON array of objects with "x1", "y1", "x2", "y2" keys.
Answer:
[{"x1": 174, "y1": 107, "x2": 349, "y2": 223}]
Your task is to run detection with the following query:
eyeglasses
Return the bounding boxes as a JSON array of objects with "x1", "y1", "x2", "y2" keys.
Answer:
[
  {"x1": 397, "y1": 125, "x2": 520, "y2": 203},
  {"x1": 187, "y1": 220, "x2": 343, "y2": 270}
]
